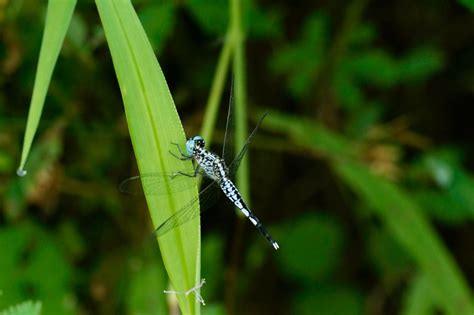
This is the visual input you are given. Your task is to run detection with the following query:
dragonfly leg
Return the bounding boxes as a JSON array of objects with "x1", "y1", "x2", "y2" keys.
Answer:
[
  {"x1": 169, "y1": 142, "x2": 192, "y2": 160},
  {"x1": 171, "y1": 165, "x2": 201, "y2": 179}
]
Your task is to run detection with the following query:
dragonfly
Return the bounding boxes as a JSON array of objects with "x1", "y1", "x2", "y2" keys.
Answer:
[{"x1": 120, "y1": 110, "x2": 279, "y2": 251}]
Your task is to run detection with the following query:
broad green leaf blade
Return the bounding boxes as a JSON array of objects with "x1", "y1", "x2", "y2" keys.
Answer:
[
  {"x1": 95, "y1": 1, "x2": 200, "y2": 314},
  {"x1": 17, "y1": 0, "x2": 76, "y2": 175}
]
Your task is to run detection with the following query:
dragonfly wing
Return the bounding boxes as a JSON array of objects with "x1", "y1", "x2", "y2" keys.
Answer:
[
  {"x1": 119, "y1": 170, "x2": 204, "y2": 196},
  {"x1": 154, "y1": 180, "x2": 220, "y2": 236},
  {"x1": 228, "y1": 112, "x2": 268, "y2": 178},
  {"x1": 222, "y1": 80, "x2": 235, "y2": 164}
]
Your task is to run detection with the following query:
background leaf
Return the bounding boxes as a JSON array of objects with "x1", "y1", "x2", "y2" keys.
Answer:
[{"x1": 17, "y1": 0, "x2": 76, "y2": 174}]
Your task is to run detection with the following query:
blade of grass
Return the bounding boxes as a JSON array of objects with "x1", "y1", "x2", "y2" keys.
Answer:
[
  {"x1": 334, "y1": 161, "x2": 474, "y2": 315},
  {"x1": 17, "y1": 0, "x2": 76, "y2": 176},
  {"x1": 200, "y1": 31, "x2": 233, "y2": 143},
  {"x1": 224, "y1": 1, "x2": 250, "y2": 314},
  {"x1": 95, "y1": 1, "x2": 200, "y2": 314},
  {"x1": 263, "y1": 111, "x2": 474, "y2": 315},
  {"x1": 261, "y1": 111, "x2": 358, "y2": 158},
  {"x1": 401, "y1": 272, "x2": 435, "y2": 315}
]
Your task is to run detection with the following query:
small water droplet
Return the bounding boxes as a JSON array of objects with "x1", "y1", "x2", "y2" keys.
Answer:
[{"x1": 16, "y1": 168, "x2": 27, "y2": 177}]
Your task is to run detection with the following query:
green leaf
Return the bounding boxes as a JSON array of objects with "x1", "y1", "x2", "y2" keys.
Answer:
[
  {"x1": 410, "y1": 150, "x2": 474, "y2": 222},
  {"x1": 0, "y1": 223, "x2": 74, "y2": 315},
  {"x1": 0, "y1": 301, "x2": 42, "y2": 315},
  {"x1": 413, "y1": 189, "x2": 473, "y2": 223},
  {"x1": 401, "y1": 272, "x2": 437, "y2": 315},
  {"x1": 265, "y1": 112, "x2": 474, "y2": 314},
  {"x1": 334, "y1": 161, "x2": 474, "y2": 315},
  {"x1": 17, "y1": 0, "x2": 76, "y2": 174},
  {"x1": 263, "y1": 111, "x2": 358, "y2": 158},
  {"x1": 398, "y1": 48, "x2": 444, "y2": 82},
  {"x1": 344, "y1": 50, "x2": 399, "y2": 88},
  {"x1": 95, "y1": 1, "x2": 200, "y2": 314}
]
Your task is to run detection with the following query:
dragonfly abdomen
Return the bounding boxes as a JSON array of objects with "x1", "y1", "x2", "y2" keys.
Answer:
[{"x1": 220, "y1": 178, "x2": 279, "y2": 250}]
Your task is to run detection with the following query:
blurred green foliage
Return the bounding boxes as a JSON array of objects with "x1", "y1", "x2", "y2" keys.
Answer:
[
  {"x1": 0, "y1": 223, "x2": 73, "y2": 314},
  {"x1": 2, "y1": 0, "x2": 474, "y2": 314}
]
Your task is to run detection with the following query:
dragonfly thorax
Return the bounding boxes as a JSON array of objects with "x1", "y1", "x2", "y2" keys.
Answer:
[{"x1": 186, "y1": 136, "x2": 205, "y2": 156}]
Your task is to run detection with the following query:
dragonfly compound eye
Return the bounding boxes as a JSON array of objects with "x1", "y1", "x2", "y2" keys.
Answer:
[{"x1": 185, "y1": 138, "x2": 195, "y2": 155}]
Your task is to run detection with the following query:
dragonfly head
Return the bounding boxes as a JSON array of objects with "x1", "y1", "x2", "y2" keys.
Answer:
[{"x1": 186, "y1": 136, "x2": 205, "y2": 155}]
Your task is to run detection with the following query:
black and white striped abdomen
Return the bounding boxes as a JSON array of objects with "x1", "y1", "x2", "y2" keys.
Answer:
[
  {"x1": 220, "y1": 178, "x2": 247, "y2": 213},
  {"x1": 219, "y1": 177, "x2": 279, "y2": 250}
]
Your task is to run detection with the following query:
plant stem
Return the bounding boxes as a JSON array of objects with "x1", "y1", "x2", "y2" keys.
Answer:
[
  {"x1": 230, "y1": 0, "x2": 249, "y2": 202},
  {"x1": 225, "y1": 0, "x2": 249, "y2": 314},
  {"x1": 200, "y1": 31, "x2": 233, "y2": 143}
]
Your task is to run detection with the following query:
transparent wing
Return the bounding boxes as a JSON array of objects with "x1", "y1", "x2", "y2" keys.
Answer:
[
  {"x1": 119, "y1": 170, "x2": 205, "y2": 196},
  {"x1": 154, "y1": 180, "x2": 221, "y2": 236},
  {"x1": 228, "y1": 112, "x2": 268, "y2": 178},
  {"x1": 222, "y1": 79, "x2": 235, "y2": 164}
]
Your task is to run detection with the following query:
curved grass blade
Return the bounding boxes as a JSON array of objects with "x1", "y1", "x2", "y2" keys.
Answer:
[
  {"x1": 263, "y1": 111, "x2": 474, "y2": 315},
  {"x1": 334, "y1": 161, "x2": 474, "y2": 315},
  {"x1": 17, "y1": 0, "x2": 77, "y2": 175},
  {"x1": 95, "y1": 1, "x2": 200, "y2": 314}
]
